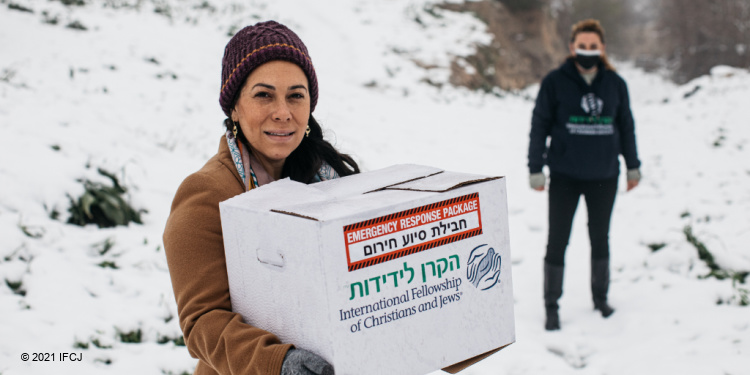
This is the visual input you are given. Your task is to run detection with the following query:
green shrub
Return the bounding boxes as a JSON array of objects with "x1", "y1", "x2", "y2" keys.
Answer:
[
  {"x1": 73, "y1": 340, "x2": 89, "y2": 349},
  {"x1": 67, "y1": 168, "x2": 145, "y2": 228},
  {"x1": 18, "y1": 222, "x2": 44, "y2": 239},
  {"x1": 648, "y1": 242, "x2": 666, "y2": 252},
  {"x1": 91, "y1": 338, "x2": 112, "y2": 349},
  {"x1": 684, "y1": 225, "x2": 748, "y2": 306},
  {"x1": 157, "y1": 334, "x2": 185, "y2": 346},
  {"x1": 683, "y1": 225, "x2": 721, "y2": 277},
  {"x1": 66, "y1": 20, "x2": 87, "y2": 30},
  {"x1": 173, "y1": 335, "x2": 185, "y2": 346},
  {"x1": 8, "y1": 3, "x2": 33, "y2": 13},
  {"x1": 94, "y1": 237, "x2": 115, "y2": 255},
  {"x1": 56, "y1": 0, "x2": 86, "y2": 6},
  {"x1": 5, "y1": 279, "x2": 25, "y2": 296},
  {"x1": 97, "y1": 261, "x2": 118, "y2": 269},
  {"x1": 118, "y1": 328, "x2": 142, "y2": 343},
  {"x1": 95, "y1": 358, "x2": 112, "y2": 365}
]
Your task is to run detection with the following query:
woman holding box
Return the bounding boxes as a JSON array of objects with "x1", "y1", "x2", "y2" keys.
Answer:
[
  {"x1": 527, "y1": 19, "x2": 641, "y2": 331},
  {"x1": 163, "y1": 21, "x2": 358, "y2": 375}
]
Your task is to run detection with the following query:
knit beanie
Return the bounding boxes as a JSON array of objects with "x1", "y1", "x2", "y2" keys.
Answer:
[{"x1": 219, "y1": 20, "x2": 318, "y2": 118}]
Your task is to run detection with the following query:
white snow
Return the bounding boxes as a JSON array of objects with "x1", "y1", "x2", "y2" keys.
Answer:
[{"x1": 1, "y1": 1, "x2": 749, "y2": 374}]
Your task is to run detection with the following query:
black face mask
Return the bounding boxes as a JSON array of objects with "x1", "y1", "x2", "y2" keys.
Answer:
[{"x1": 575, "y1": 49, "x2": 601, "y2": 70}]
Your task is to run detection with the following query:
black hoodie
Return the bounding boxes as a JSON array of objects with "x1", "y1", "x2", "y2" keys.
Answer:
[{"x1": 528, "y1": 58, "x2": 641, "y2": 180}]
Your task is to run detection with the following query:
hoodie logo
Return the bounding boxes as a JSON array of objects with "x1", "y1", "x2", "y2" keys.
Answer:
[
  {"x1": 580, "y1": 93, "x2": 603, "y2": 116},
  {"x1": 466, "y1": 244, "x2": 502, "y2": 291}
]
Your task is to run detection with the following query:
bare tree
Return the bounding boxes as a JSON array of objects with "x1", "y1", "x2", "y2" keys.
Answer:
[{"x1": 658, "y1": 0, "x2": 750, "y2": 83}]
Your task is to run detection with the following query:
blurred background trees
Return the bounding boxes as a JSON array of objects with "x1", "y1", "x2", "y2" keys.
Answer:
[
  {"x1": 446, "y1": 0, "x2": 750, "y2": 89},
  {"x1": 557, "y1": 0, "x2": 750, "y2": 83},
  {"x1": 655, "y1": 0, "x2": 750, "y2": 83}
]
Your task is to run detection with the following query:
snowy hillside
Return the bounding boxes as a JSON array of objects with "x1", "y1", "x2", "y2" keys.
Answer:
[{"x1": 1, "y1": 1, "x2": 749, "y2": 374}]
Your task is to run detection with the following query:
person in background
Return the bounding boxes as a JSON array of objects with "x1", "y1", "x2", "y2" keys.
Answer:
[
  {"x1": 163, "y1": 20, "x2": 358, "y2": 374},
  {"x1": 527, "y1": 19, "x2": 641, "y2": 331}
]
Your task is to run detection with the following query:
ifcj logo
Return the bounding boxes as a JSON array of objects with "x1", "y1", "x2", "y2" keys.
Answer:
[
  {"x1": 580, "y1": 93, "x2": 603, "y2": 116},
  {"x1": 467, "y1": 244, "x2": 501, "y2": 290}
]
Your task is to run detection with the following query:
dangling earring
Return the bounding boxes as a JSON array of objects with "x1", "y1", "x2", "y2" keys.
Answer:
[
  {"x1": 305, "y1": 125, "x2": 311, "y2": 138},
  {"x1": 232, "y1": 121, "x2": 239, "y2": 139}
]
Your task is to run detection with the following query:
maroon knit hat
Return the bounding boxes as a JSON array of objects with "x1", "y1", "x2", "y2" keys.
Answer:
[{"x1": 219, "y1": 20, "x2": 318, "y2": 118}]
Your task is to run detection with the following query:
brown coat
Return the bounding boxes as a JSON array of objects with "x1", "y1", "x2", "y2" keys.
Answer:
[{"x1": 163, "y1": 137, "x2": 291, "y2": 375}]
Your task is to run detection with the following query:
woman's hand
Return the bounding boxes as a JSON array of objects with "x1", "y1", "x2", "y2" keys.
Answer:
[
  {"x1": 626, "y1": 169, "x2": 641, "y2": 192},
  {"x1": 281, "y1": 348, "x2": 334, "y2": 375},
  {"x1": 530, "y1": 172, "x2": 546, "y2": 191},
  {"x1": 626, "y1": 179, "x2": 639, "y2": 191}
]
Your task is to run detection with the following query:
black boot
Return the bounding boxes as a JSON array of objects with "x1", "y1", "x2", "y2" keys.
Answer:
[
  {"x1": 544, "y1": 262, "x2": 564, "y2": 331},
  {"x1": 592, "y1": 258, "x2": 615, "y2": 318}
]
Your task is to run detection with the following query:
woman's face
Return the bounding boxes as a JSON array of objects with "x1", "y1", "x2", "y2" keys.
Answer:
[
  {"x1": 231, "y1": 60, "x2": 310, "y2": 164},
  {"x1": 569, "y1": 31, "x2": 605, "y2": 55}
]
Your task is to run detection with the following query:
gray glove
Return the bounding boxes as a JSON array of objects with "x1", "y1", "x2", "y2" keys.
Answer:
[
  {"x1": 626, "y1": 168, "x2": 641, "y2": 182},
  {"x1": 281, "y1": 348, "x2": 334, "y2": 375},
  {"x1": 529, "y1": 172, "x2": 545, "y2": 189}
]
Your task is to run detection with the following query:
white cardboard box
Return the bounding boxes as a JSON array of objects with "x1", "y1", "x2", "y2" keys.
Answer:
[{"x1": 220, "y1": 164, "x2": 515, "y2": 375}]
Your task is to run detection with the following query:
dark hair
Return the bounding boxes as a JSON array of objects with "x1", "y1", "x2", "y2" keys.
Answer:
[
  {"x1": 568, "y1": 18, "x2": 616, "y2": 71},
  {"x1": 224, "y1": 116, "x2": 360, "y2": 183},
  {"x1": 570, "y1": 19, "x2": 606, "y2": 44}
]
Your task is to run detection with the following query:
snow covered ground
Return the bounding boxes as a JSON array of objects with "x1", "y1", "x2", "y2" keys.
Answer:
[{"x1": 1, "y1": 1, "x2": 749, "y2": 374}]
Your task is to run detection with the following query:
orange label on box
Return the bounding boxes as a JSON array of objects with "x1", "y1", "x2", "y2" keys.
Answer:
[{"x1": 343, "y1": 193, "x2": 483, "y2": 272}]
